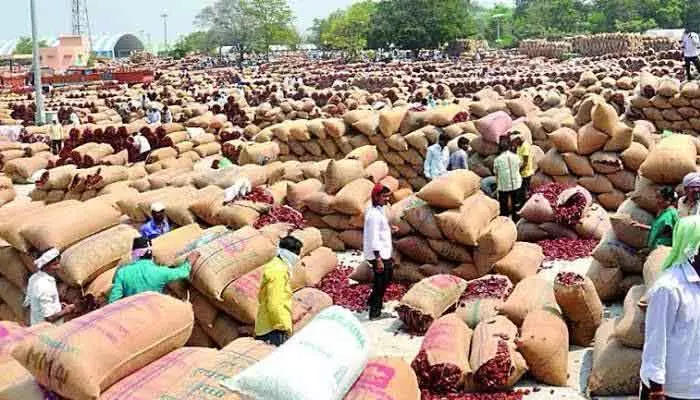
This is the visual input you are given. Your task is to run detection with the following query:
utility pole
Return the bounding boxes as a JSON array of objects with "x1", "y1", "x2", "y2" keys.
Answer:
[
  {"x1": 161, "y1": 12, "x2": 169, "y2": 52},
  {"x1": 30, "y1": 0, "x2": 45, "y2": 125}
]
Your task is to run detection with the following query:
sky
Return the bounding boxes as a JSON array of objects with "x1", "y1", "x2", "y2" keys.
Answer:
[{"x1": 1, "y1": 0, "x2": 508, "y2": 44}]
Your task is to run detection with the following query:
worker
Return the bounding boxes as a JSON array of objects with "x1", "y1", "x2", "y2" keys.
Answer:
[
  {"x1": 493, "y1": 135, "x2": 523, "y2": 220},
  {"x1": 146, "y1": 107, "x2": 161, "y2": 125},
  {"x1": 682, "y1": 27, "x2": 700, "y2": 81},
  {"x1": 448, "y1": 137, "x2": 470, "y2": 171},
  {"x1": 648, "y1": 187, "x2": 680, "y2": 250},
  {"x1": 255, "y1": 236, "x2": 304, "y2": 346},
  {"x1": 162, "y1": 105, "x2": 173, "y2": 124},
  {"x1": 212, "y1": 156, "x2": 234, "y2": 170},
  {"x1": 132, "y1": 131, "x2": 152, "y2": 162},
  {"x1": 48, "y1": 118, "x2": 63, "y2": 155},
  {"x1": 364, "y1": 183, "x2": 397, "y2": 320},
  {"x1": 512, "y1": 134, "x2": 534, "y2": 199},
  {"x1": 423, "y1": 134, "x2": 450, "y2": 180},
  {"x1": 24, "y1": 248, "x2": 77, "y2": 325},
  {"x1": 139, "y1": 202, "x2": 171, "y2": 240},
  {"x1": 640, "y1": 216, "x2": 700, "y2": 400},
  {"x1": 108, "y1": 238, "x2": 197, "y2": 303},
  {"x1": 69, "y1": 110, "x2": 80, "y2": 126},
  {"x1": 223, "y1": 178, "x2": 252, "y2": 205},
  {"x1": 679, "y1": 172, "x2": 700, "y2": 217}
]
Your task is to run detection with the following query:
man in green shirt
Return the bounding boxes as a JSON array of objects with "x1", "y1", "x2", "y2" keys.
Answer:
[
  {"x1": 108, "y1": 238, "x2": 199, "y2": 304},
  {"x1": 648, "y1": 187, "x2": 680, "y2": 250},
  {"x1": 212, "y1": 157, "x2": 234, "y2": 170}
]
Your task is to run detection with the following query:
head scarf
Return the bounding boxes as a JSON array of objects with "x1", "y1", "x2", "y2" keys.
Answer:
[
  {"x1": 277, "y1": 248, "x2": 299, "y2": 272},
  {"x1": 34, "y1": 248, "x2": 60, "y2": 270},
  {"x1": 662, "y1": 215, "x2": 700, "y2": 270},
  {"x1": 684, "y1": 172, "x2": 700, "y2": 190},
  {"x1": 371, "y1": 183, "x2": 388, "y2": 206}
]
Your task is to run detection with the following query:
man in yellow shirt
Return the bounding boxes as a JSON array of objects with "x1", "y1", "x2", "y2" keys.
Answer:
[
  {"x1": 255, "y1": 235, "x2": 303, "y2": 346},
  {"x1": 48, "y1": 119, "x2": 63, "y2": 155},
  {"x1": 513, "y1": 135, "x2": 534, "y2": 198}
]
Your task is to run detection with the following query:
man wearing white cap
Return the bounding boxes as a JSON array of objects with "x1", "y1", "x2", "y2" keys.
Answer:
[
  {"x1": 24, "y1": 248, "x2": 76, "y2": 326},
  {"x1": 140, "y1": 202, "x2": 171, "y2": 240},
  {"x1": 223, "y1": 178, "x2": 252, "y2": 206}
]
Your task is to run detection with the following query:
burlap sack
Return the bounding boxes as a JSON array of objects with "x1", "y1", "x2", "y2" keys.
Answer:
[
  {"x1": 412, "y1": 314, "x2": 472, "y2": 391},
  {"x1": 214, "y1": 203, "x2": 263, "y2": 229},
  {"x1": 561, "y1": 153, "x2": 594, "y2": 177},
  {"x1": 404, "y1": 202, "x2": 444, "y2": 240},
  {"x1": 554, "y1": 273, "x2": 603, "y2": 346},
  {"x1": 152, "y1": 224, "x2": 205, "y2": 266},
  {"x1": 364, "y1": 160, "x2": 389, "y2": 183},
  {"x1": 0, "y1": 200, "x2": 81, "y2": 252},
  {"x1": 320, "y1": 228, "x2": 345, "y2": 251},
  {"x1": 574, "y1": 204, "x2": 611, "y2": 240},
  {"x1": 0, "y1": 279, "x2": 26, "y2": 323},
  {"x1": 188, "y1": 186, "x2": 225, "y2": 225},
  {"x1": 239, "y1": 142, "x2": 280, "y2": 165},
  {"x1": 516, "y1": 309, "x2": 568, "y2": 386},
  {"x1": 577, "y1": 123, "x2": 609, "y2": 156},
  {"x1": 613, "y1": 284, "x2": 646, "y2": 349},
  {"x1": 186, "y1": 322, "x2": 216, "y2": 348},
  {"x1": 299, "y1": 246, "x2": 338, "y2": 286},
  {"x1": 395, "y1": 236, "x2": 439, "y2": 264},
  {"x1": 493, "y1": 242, "x2": 543, "y2": 284},
  {"x1": 287, "y1": 178, "x2": 323, "y2": 208},
  {"x1": 497, "y1": 276, "x2": 559, "y2": 326},
  {"x1": 37, "y1": 165, "x2": 77, "y2": 190},
  {"x1": 639, "y1": 134, "x2": 696, "y2": 184},
  {"x1": 592, "y1": 230, "x2": 643, "y2": 273},
  {"x1": 191, "y1": 226, "x2": 278, "y2": 300},
  {"x1": 620, "y1": 142, "x2": 648, "y2": 172},
  {"x1": 332, "y1": 178, "x2": 373, "y2": 215},
  {"x1": 399, "y1": 275, "x2": 467, "y2": 320},
  {"x1": 345, "y1": 357, "x2": 420, "y2": 400},
  {"x1": 610, "y1": 213, "x2": 649, "y2": 249},
  {"x1": 0, "y1": 247, "x2": 29, "y2": 291},
  {"x1": 585, "y1": 260, "x2": 623, "y2": 302},
  {"x1": 427, "y1": 239, "x2": 473, "y2": 263},
  {"x1": 219, "y1": 267, "x2": 265, "y2": 325},
  {"x1": 643, "y1": 245, "x2": 670, "y2": 293},
  {"x1": 588, "y1": 320, "x2": 642, "y2": 396},
  {"x1": 12, "y1": 293, "x2": 193, "y2": 400},
  {"x1": 590, "y1": 102, "x2": 619, "y2": 135},
  {"x1": 469, "y1": 316, "x2": 527, "y2": 390},
  {"x1": 324, "y1": 159, "x2": 365, "y2": 194},
  {"x1": 0, "y1": 358, "x2": 46, "y2": 400},
  {"x1": 417, "y1": 170, "x2": 480, "y2": 209},
  {"x1": 291, "y1": 227, "x2": 323, "y2": 257},
  {"x1": 291, "y1": 288, "x2": 333, "y2": 332},
  {"x1": 200, "y1": 312, "x2": 248, "y2": 348},
  {"x1": 85, "y1": 267, "x2": 118, "y2": 306},
  {"x1": 60, "y1": 225, "x2": 139, "y2": 287},
  {"x1": 4, "y1": 156, "x2": 49, "y2": 182},
  {"x1": 519, "y1": 193, "x2": 555, "y2": 223},
  {"x1": 475, "y1": 217, "x2": 517, "y2": 268},
  {"x1": 436, "y1": 193, "x2": 500, "y2": 246}
]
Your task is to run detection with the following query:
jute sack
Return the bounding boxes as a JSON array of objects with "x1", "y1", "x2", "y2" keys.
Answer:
[
  {"x1": 152, "y1": 224, "x2": 205, "y2": 266},
  {"x1": 618, "y1": 199, "x2": 654, "y2": 226},
  {"x1": 0, "y1": 247, "x2": 30, "y2": 291},
  {"x1": 291, "y1": 288, "x2": 334, "y2": 332},
  {"x1": 345, "y1": 357, "x2": 420, "y2": 400},
  {"x1": 200, "y1": 312, "x2": 247, "y2": 348},
  {"x1": 562, "y1": 153, "x2": 595, "y2": 177},
  {"x1": 213, "y1": 202, "x2": 264, "y2": 229},
  {"x1": 186, "y1": 323, "x2": 216, "y2": 348},
  {"x1": 493, "y1": 242, "x2": 544, "y2": 284},
  {"x1": 364, "y1": 160, "x2": 389, "y2": 183},
  {"x1": 189, "y1": 185, "x2": 225, "y2": 225},
  {"x1": 538, "y1": 148, "x2": 569, "y2": 176},
  {"x1": 497, "y1": 276, "x2": 560, "y2": 326},
  {"x1": 639, "y1": 134, "x2": 696, "y2": 184},
  {"x1": 239, "y1": 142, "x2": 280, "y2": 165},
  {"x1": 516, "y1": 220, "x2": 551, "y2": 242},
  {"x1": 588, "y1": 320, "x2": 642, "y2": 396},
  {"x1": 620, "y1": 142, "x2": 648, "y2": 172},
  {"x1": 191, "y1": 226, "x2": 278, "y2": 300},
  {"x1": 287, "y1": 178, "x2": 323, "y2": 208},
  {"x1": 320, "y1": 228, "x2": 345, "y2": 251},
  {"x1": 395, "y1": 236, "x2": 439, "y2": 264},
  {"x1": 575, "y1": 204, "x2": 612, "y2": 240},
  {"x1": 592, "y1": 230, "x2": 643, "y2": 274},
  {"x1": 100, "y1": 347, "x2": 219, "y2": 400},
  {"x1": 643, "y1": 245, "x2": 670, "y2": 295},
  {"x1": 156, "y1": 338, "x2": 273, "y2": 399},
  {"x1": 606, "y1": 170, "x2": 636, "y2": 192},
  {"x1": 22, "y1": 200, "x2": 120, "y2": 252},
  {"x1": 585, "y1": 260, "x2": 623, "y2": 302},
  {"x1": 577, "y1": 123, "x2": 609, "y2": 156},
  {"x1": 411, "y1": 314, "x2": 472, "y2": 392},
  {"x1": 469, "y1": 316, "x2": 528, "y2": 390},
  {"x1": 398, "y1": 274, "x2": 467, "y2": 321},
  {"x1": 427, "y1": 239, "x2": 473, "y2": 263},
  {"x1": 604, "y1": 125, "x2": 633, "y2": 152},
  {"x1": 610, "y1": 213, "x2": 649, "y2": 249},
  {"x1": 455, "y1": 295, "x2": 504, "y2": 330},
  {"x1": 436, "y1": 193, "x2": 500, "y2": 246},
  {"x1": 37, "y1": 165, "x2": 77, "y2": 190},
  {"x1": 85, "y1": 267, "x2": 119, "y2": 307},
  {"x1": 347, "y1": 145, "x2": 378, "y2": 168},
  {"x1": 332, "y1": 178, "x2": 373, "y2": 215},
  {"x1": 404, "y1": 201, "x2": 444, "y2": 240},
  {"x1": 221, "y1": 306, "x2": 369, "y2": 400},
  {"x1": 60, "y1": 225, "x2": 139, "y2": 287},
  {"x1": 475, "y1": 111, "x2": 512, "y2": 143},
  {"x1": 553, "y1": 273, "x2": 603, "y2": 346},
  {"x1": 379, "y1": 108, "x2": 408, "y2": 137},
  {"x1": 299, "y1": 246, "x2": 338, "y2": 286},
  {"x1": 324, "y1": 159, "x2": 365, "y2": 194},
  {"x1": 519, "y1": 193, "x2": 555, "y2": 223},
  {"x1": 516, "y1": 309, "x2": 568, "y2": 386},
  {"x1": 417, "y1": 170, "x2": 480, "y2": 209},
  {"x1": 191, "y1": 288, "x2": 220, "y2": 328},
  {"x1": 590, "y1": 102, "x2": 619, "y2": 135},
  {"x1": 0, "y1": 200, "x2": 82, "y2": 252},
  {"x1": 0, "y1": 322, "x2": 52, "y2": 363},
  {"x1": 613, "y1": 284, "x2": 646, "y2": 349},
  {"x1": 291, "y1": 227, "x2": 323, "y2": 257},
  {"x1": 12, "y1": 292, "x2": 193, "y2": 400},
  {"x1": 474, "y1": 217, "x2": 517, "y2": 270},
  {"x1": 631, "y1": 176, "x2": 662, "y2": 215},
  {"x1": 0, "y1": 359, "x2": 46, "y2": 400}
]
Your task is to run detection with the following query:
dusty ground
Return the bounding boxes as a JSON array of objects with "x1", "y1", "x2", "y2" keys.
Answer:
[{"x1": 338, "y1": 251, "x2": 633, "y2": 400}]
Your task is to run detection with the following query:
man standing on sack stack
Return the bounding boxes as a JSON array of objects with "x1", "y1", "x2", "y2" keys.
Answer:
[{"x1": 682, "y1": 27, "x2": 700, "y2": 81}]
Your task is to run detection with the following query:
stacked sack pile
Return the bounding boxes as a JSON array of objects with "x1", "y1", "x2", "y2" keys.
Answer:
[
  {"x1": 570, "y1": 33, "x2": 644, "y2": 57},
  {"x1": 534, "y1": 100, "x2": 652, "y2": 210},
  {"x1": 518, "y1": 39, "x2": 573, "y2": 59},
  {"x1": 628, "y1": 73, "x2": 700, "y2": 134},
  {"x1": 566, "y1": 70, "x2": 636, "y2": 112},
  {"x1": 0, "y1": 174, "x2": 15, "y2": 206},
  {"x1": 517, "y1": 183, "x2": 611, "y2": 243},
  {"x1": 584, "y1": 133, "x2": 698, "y2": 395},
  {"x1": 1, "y1": 142, "x2": 54, "y2": 184}
]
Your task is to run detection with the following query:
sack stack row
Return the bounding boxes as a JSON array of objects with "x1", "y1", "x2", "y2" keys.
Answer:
[
  {"x1": 1, "y1": 141, "x2": 54, "y2": 183},
  {"x1": 518, "y1": 39, "x2": 573, "y2": 59},
  {"x1": 569, "y1": 33, "x2": 645, "y2": 57},
  {"x1": 566, "y1": 70, "x2": 636, "y2": 112},
  {"x1": 0, "y1": 175, "x2": 15, "y2": 206},
  {"x1": 628, "y1": 73, "x2": 700, "y2": 134},
  {"x1": 534, "y1": 100, "x2": 654, "y2": 210}
]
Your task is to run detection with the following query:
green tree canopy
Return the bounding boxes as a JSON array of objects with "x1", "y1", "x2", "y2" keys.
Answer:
[
  {"x1": 313, "y1": 1, "x2": 376, "y2": 54},
  {"x1": 169, "y1": 31, "x2": 216, "y2": 59},
  {"x1": 14, "y1": 37, "x2": 48, "y2": 55}
]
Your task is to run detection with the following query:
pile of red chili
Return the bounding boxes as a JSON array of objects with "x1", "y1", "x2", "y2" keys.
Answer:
[
  {"x1": 532, "y1": 183, "x2": 588, "y2": 227},
  {"x1": 555, "y1": 271, "x2": 585, "y2": 286},
  {"x1": 253, "y1": 205, "x2": 305, "y2": 230},
  {"x1": 538, "y1": 238, "x2": 599, "y2": 261},
  {"x1": 460, "y1": 276, "x2": 513, "y2": 301},
  {"x1": 315, "y1": 266, "x2": 408, "y2": 313},
  {"x1": 241, "y1": 187, "x2": 274, "y2": 204}
]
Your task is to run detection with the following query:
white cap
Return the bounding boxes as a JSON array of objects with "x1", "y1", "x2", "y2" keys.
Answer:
[
  {"x1": 35, "y1": 248, "x2": 60, "y2": 270},
  {"x1": 151, "y1": 202, "x2": 166, "y2": 213}
]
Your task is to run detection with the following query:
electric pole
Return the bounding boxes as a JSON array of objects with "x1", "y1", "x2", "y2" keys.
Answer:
[
  {"x1": 161, "y1": 12, "x2": 169, "y2": 51},
  {"x1": 30, "y1": 0, "x2": 45, "y2": 125}
]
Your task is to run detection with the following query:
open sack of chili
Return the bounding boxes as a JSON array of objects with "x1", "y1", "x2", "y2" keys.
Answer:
[
  {"x1": 538, "y1": 237, "x2": 599, "y2": 261},
  {"x1": 518, "y1": 183, "x2": 610, "y2": 243},
  {"x1": 396, "y1": 274, "x2": 467, "y2": 335},
  {"x1": 315, "y1": 265, "x2": 408, "y2": 313},
  {"x1": 253, "y1": 204, "x2": 305, "y2": 231},
  {"x1": 468, "y1": 316, "x2": 528, "y2": 391},
  {"x1": 454, "y1": 275, "x2": 514, "y2": 329}
]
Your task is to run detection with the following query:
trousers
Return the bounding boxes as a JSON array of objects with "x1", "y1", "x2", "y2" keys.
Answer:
[{"x1": 368, "y1": 258, "x2": 393, "y2": 318}]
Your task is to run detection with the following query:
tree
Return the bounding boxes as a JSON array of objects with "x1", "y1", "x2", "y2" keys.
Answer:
[
  {"x1": 315, "y1": 1, "x2": 376, "y2": 54},
  {"x1": 368, "y1": 0, "x2": 476, "y2": 51},
  {"x1": 512, "y1": 0, "x2": 590, "y2": 40},
  {"x1": 14, "y1": 37, "x2": 48, "y2": 55},
  {"x1": 244, "y1": 0, "x2": 296, "y2": 53},
  {"x1": 169, "y1": 31, "x2": 215, "y2": 59}
]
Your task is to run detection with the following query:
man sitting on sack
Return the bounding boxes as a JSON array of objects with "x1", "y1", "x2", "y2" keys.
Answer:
[
  {"x1": 24, "y1": 248, "x2": 80, "y2": 326},
  {"x1": 140, "y1": 202, "x2": 171, "y2": 240}
]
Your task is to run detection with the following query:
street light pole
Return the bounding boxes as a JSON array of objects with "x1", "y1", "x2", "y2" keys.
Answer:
[
  {"x1": 161, "y1": 12, "x2": 169, "y2": 51},
  {"x1": 30, "y1": 0, "x2": 45, "y2": 125}
]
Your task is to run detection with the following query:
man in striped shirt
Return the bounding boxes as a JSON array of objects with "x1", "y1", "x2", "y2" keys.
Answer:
[{"x1": 493, "y1": 136, "x2": 523, "y2": 221}]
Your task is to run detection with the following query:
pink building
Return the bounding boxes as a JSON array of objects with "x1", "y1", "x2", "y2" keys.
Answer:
[{"x1": 39, "y1": 36, "x2": 89, "y2": 71}]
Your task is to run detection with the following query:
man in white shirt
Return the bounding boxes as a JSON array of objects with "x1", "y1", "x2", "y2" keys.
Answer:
[
  {"x1": 363, "y1": 183, "x2": 397, "y2": 320},
  {"x1": 146, "y1": 107, "x2": 161, "y2": 125},
  {"x1": 493, "y1": 136, "x2": 523, "y2": 220},
  {"x1": 24, "y1": 248, "x2": 76, "y2": 326},
  {"x1": 640, "y1": 216, "x2": 700, "y2": 400},
  {"x1": 132, "y1": 132, "x2": 151, "y2": 162},
  {"x1": 423, "y1": 134, "x2": 450, "y2": 180},
  {"x1": 682, "y1": 28, "x2": 700, "y2": 81}
]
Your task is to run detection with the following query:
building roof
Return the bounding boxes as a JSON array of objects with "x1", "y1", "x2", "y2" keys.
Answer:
[{"x1": 0, "y1": 33, "x2": 145, "y2": 56}]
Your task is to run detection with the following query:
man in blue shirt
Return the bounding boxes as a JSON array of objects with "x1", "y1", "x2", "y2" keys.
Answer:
[
  {"x1": 449, "y1": 137, "x2": 470, "y2": 171},
  {"x1": 140, "y1": 202, "x2": 171, "y2": 240},
  {"x1": 424, "y1": 134, "x2": 450, "y2": 180}
]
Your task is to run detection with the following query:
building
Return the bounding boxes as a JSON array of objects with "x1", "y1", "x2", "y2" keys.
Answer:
[
  {"x1": 92, "y1": 33, "x2": 145, "y2": 59},
  {"x1": 39, "y1": 35, "x2": 90, "y2": 71}
]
